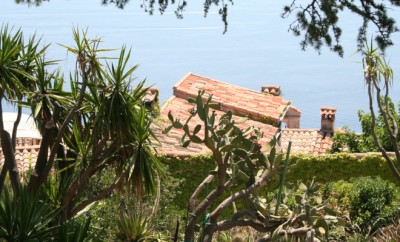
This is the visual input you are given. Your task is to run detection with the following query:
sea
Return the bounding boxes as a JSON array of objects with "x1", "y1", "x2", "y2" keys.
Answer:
[{"x1": 1, "y1": 0, "x2": 399, "y2": 132}]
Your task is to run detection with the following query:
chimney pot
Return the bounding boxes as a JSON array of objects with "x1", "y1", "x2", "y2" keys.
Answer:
[
  {"x1": 142, "y1": 87, "x2": 159, "y2": 109},
  {"x1": 261, "y1": 85, "x2": 281, "y2": 96},
  {"x1": 320, "y1": 107, "x2": 336, "y2": 133}
]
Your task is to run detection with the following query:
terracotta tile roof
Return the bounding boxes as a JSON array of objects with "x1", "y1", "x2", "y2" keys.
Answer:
[
  {"x1": 280, "y1": 129, "x2": 334, "y2": 155},
  {"x1": 0, "y1": 138, "x2": 41, "y2": 174},
  {"x1": 152, "y1": 95, "x2": 279, "y2": 157},
  {"x1": 173, "y1": 73, "x2": 300, "y2": 123}
]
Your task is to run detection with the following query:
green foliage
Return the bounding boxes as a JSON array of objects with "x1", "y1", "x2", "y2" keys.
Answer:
[
  {"x1": 322, "y1": 180, "x2": 353, "y2": 215},
  {"x1": 82, "y1": 164, "x2": 182, "y2": 241},
  {"x1": 358, "y1": 98, "x2": 400, "y2": 152},
  {"x1": 282, "y1": 0, "x2": 399, "y2": 56},
  {"x1": 253, "y1": 179, "x2": 345, "y2": 241},
  {"x1": 115, "y1": 211, "x2": 153, "y2": 241},
  {"x1": 57, "y1": 218, "x2": 96, "y2": 242},
  {"x1": 349, "y1": 177, "x2": 400, "y2": 233},
  {"x1": 330, "y1": 126, "x2": 365, "y2": 153},
  {"x1": 165, "y1": 91, "x2": 286, "y2": 241},
  {"x1": 332, "y1": 99, "x2": 400, "y2": 153},
  {"x1": 158, "y1": 155, "x2": 216, "y2": 210},
  {"x1": 0, "y1": 185, "x2": 96, "y2": 241},
  {"x1": 287, "y1": 153, "x2": 400, "y2": 185},
  {"x1": 0, "y1": 26, "x2": 163, "y2": 242},
  {"x1": 156, "y1": 153, "x2": 400, "y2": 212},
  {"x1": 0, "y1": 186, "x2": 58, "y2": 241}
]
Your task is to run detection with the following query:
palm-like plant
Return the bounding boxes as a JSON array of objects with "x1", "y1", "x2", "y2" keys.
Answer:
[
  {"x1": 18, "y1": 28, "x2": 165, "y2": 218},
  {"x1": 0, "y1": 24, "x2": 46, "y2": 196},
  {"x1": 362, "y1": 41, "x2": 400, "y2": 180},
  {"x1": 0, "y1": 26, "x2": 163, "y2": 234}
]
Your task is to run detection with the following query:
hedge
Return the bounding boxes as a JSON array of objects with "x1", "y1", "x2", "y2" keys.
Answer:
[
  {"x1": 158, "y1": 153, "x2": 400, "y2": 210},
  {"x1": 288, "y1": 153, "x2": 400, "y2": 185}
]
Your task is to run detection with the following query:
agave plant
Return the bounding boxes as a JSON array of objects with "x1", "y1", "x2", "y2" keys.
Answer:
[{"x1": 115, "y1": 210, "x2": 152, "y2": 242}]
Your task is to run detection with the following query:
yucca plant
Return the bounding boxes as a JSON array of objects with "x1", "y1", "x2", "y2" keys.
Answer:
[
  {"x1": 0, "y1": 24, "x2": 46, "y2": 196},
  {"x1": 0, "y1": 186, "x2": 58, "y2": 241}
]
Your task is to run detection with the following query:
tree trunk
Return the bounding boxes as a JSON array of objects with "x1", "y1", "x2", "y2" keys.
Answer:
[
  {"x1": 28, "y1": 125, "x2": 51, "y2": 194},
  {"x1": 1, "y1": 130, "x2": 21, "y2": 197},
  {"x1": 0, "y1": 163, "x2": 8, "y2": 194},
  {"x1": 0, "y1": 97, "x2": 6, "y2": 193},
  {"x1": 184, "y1": 185, "x2": 226, "y2": 241},
  {"x1": 12, "y1": 104, "x2": 22, "y2": 150}
]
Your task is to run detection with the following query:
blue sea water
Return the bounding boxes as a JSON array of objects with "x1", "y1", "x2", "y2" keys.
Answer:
[{"x1": 1, "y1": 0, "x2": 399, "y2": 132}]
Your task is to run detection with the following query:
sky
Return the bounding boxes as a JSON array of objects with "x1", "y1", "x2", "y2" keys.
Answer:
[{"x1": 1, "y1": 0, "x2": 399, "y2": 131}]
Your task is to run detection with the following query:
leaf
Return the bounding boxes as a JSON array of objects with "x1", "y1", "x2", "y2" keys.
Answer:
[
  {"x1": 75, "y1": 202, "x2": 97, "y2": 217},
  {"x1": 183, "y1": 124, "x2": 189, "y2": 133},
  {"x1": 205, "y1": 137, "x2": 215, "y2": 150},
  {"x1": 208, "y1": 103, "x2": 220, "y2": 110},
  {"x1": 233, "y1": 148, "x2": 247, "y2": 157},
  {"x1": 324, "y1": 207, "x2": 336, "y2": 216},
  {"x1": 315, "y1": 196, "x2": 322, "y2": 204},
  {"x1": 168, "y1": 111, "x2": 174, "y2": 122},
  {"x1": 337, "y1": 217, "x2": 347, "y2": 226},
  {"x1": 313, "y1": 218, "x2": 329, "y2": 236},
  {"x1": 230, "y1": 126, "x2": 242, "y2": 136},
  {"x1": 33, "y1": 101, "x2": 42, "y2": 118},
  {"x1": 257, "y1": 153, "x2": 268, "y2": 167},
  {"x1": 216, "y1": 122, "x2": 234, "y2": 136},
  {"x1": 310, "y1": 207, "x2": 317, "y2": 216},
  {"x1": 208, "y1": 112, "x2": 215, "y2": 126},
  {"x1": 236, "y1": 170, "x2": 249, "y2": 183},
  {"x1": 220, "y1": 144, "x2": 234, "y2": 153},
  {"x1": 190, "y1": 135, "x2": 202, "y2": 143},
  {"x1": 299, "y1": 182, "x2": 307, "y2": 192},
  {"x1": 193, "y1": 124, "x2": 201, "y2": 134},
  {"x1": 182, "y1": 140, "x2": 190, "y2": 148},
  {"x1": 234, "y1": 117, "x2": 248, "y2": 124},
  {"x1": 164, "y1": 125, "x2": 172, "y2": 134},
  {"x1": 295, "y1": 195, "x2": 303, "y2": 205},
  {"x1": 172, "y1": 121, "x2": 183, "y2": 129},
  {"x1": 268, "y1": 147, "x2": 276, "y2": 164},
  {"x1": 187, "y1": 97, "x2": 196, "y2": 103},
  {"x1": 196, "y1": 94, "x2": 204, "y2": 120}
]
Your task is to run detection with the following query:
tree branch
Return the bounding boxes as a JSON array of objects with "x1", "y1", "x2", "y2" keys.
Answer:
[
  {"x1": 70, "y1": 174, "x2": 124, "y2": 218},
  {"x1": 188, "y1": 174, "x2": 214, "y2": 212},
  {"x1": 367, "y1": 81, "x2": 400, "y2": 179},
  {"x1": 12, "y1": 104, "x2": 22, "y2": 150},
  {"x1": 40, "y1": 70, "x2": 89, "y2": 187},
  {"x1": 1, "y1": 130, "x2": 21, "y2": 197},
  {"x1": 210, "y1": 168, "x2": 271, "y2": 221}
]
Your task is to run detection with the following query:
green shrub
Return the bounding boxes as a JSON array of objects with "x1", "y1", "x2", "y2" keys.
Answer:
[
  {"x1": 349, "y1": 177, "x2": 400, "y2": 233},
  {"x1": 322, "y1": 180, "x2": 353, "y2": 216}
]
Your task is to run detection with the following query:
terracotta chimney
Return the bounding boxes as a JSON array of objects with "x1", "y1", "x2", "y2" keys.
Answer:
[
  {"x1": 142, "y1": 87, "x2": 159, "y2": 109},
  {"x1": 320, "y1": 107, "x2": 336, "y2": 133},
  {"x1": 261, "y1": 85, "x2": 281, "y2": 96}
]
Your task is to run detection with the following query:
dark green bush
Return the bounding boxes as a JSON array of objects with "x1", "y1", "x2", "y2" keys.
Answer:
[{"x1": 349, "y1": 177, "x2": 400, "y2": 233}]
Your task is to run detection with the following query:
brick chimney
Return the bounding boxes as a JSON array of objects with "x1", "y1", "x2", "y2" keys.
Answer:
[
  {"x1": 261, "y1": 85, "x2": 281, "y2": 96},
  {"x1": 320, "y1": 107, "x2": 336, "y2": 133}
]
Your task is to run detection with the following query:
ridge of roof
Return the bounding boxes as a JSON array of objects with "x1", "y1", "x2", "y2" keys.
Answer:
[{"x1": 173, "y1": 73, "x2": 299, "y2": 123}]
